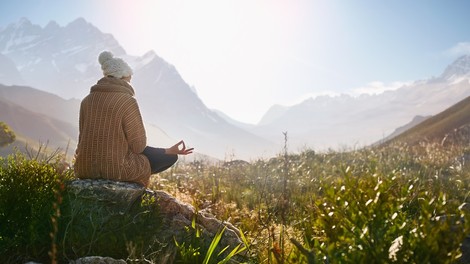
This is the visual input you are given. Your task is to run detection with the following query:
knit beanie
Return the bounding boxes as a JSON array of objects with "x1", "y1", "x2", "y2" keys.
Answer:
[{"x1": 98, "y1": 51, "x2": 133, "y2": 79}]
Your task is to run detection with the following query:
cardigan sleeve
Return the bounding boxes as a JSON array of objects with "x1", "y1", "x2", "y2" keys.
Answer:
[{"x1": 122, "y1": 97, "x2": 147, "y2": 154}]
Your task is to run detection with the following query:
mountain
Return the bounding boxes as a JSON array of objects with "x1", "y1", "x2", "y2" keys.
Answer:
[
  {"x1": 251, "y1": 55, "x2": 470, "y2": 151},
  {"x1": 0, "y1": 17, "x2": 124, "y2": 99},
  {"x1": 0, "y1": 83, "x2": 81, "y2": 158},
  {"x1": 212, "y1": 109, "x2": 255, "y2": 131},
  {"x1": 383, "y1": 95, "x2": 470, "y2": 146},
  {"x1": 0, "y1": 83, "x2": 182, "y2": 160},
  {"x1": 380, "y1": 115, "x2": 430, "y2": 143},
  {"x1": 440, "y1": 55, "x2": 470, "y2": 80},
  {"x1": 0, "y1": 94, "x2": 78, "y2": 157},
  {"x1": 0, "y1": 53, "x2": 23, "y2": 85},
  {"x1": 0, "y1": 18, "x2": 279, "y2": 160},
  {"x1": 258, "y1": 104, "x2": 289, "y2": 126},
  {"x1": 0, "y1": 84, "x2": 81, "y2": 124},
  {"x1": 2, "y1": 17, "x2": 470, "y2": 159},
  {"x1": 131, "y1": 51, "x2": 278, "y2": 159}
]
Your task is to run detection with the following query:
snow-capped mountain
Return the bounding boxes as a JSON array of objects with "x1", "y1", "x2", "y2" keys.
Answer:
[
  {"x1": 2, "y1": 17, "x2": 470, "y2": 159},
  {"x1": 250, "y1": 55, "x2": 470, "y2": 151},
  {"x1": 130, "y1": 51, "x2": 277, "y2": 159},
  {"x1": 440, "y1": 55, "x2": 470, "y2": 80},
  {"x1": 0, "y1": 17, "x2": 125, "y2": 98},
  {"x1": 0, "y1": 18, "x2": 279, "y2": 160}
]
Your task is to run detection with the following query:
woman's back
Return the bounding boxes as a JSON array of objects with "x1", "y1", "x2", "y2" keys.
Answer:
[{"x1": 75, "y1": 77, "x2": 151, "y2": 186}]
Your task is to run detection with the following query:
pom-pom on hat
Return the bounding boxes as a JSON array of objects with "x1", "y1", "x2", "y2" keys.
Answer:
[{"x1": 98, "y1": 51, "x2": 133, "y2": 79}]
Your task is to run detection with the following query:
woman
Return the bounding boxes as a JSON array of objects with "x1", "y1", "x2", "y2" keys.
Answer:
[{"x1": 74, "y1": 51, "x2": 193, "y2": 187}]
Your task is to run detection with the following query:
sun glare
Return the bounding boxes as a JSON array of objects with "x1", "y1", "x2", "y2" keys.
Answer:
[{"x1": 86, "y1": 0, "x2": 343, "y2": 124}]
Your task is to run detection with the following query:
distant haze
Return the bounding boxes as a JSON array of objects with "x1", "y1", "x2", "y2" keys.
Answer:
[
  {"x1": 1, "y1": 0, "x2": 470, "y2": 124},
  {"x1": 1, "y1": 17, "x2": 470, "y2": 160}
]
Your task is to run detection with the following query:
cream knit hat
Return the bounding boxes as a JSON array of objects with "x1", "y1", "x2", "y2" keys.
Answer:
[{"x1": 98, "y1": 51, "x2": 133, "y2": 78}]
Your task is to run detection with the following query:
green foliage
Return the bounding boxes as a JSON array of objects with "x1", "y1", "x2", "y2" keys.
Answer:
[
  {"x1": 0, "y1": 121, "x2": 16, "y2": 147},
  {"x1": 0, "y1": 151, "x2": 246, "y2": 263},
  {"x1": 174, "y1": 216, "x2": 248, "y2": 264},
  {"x1": 58, "y1": 190, "x2": 164, "y2": 262},
  {"x1": 306, "y1": 165, "x2": 467, "y2": 263},
  {"x1": 0, "y1": 153, "x2": 71, "y2": 263},
  {"x1": 158, "y1": 142, "x2": 470, "y2": 263},
  {"x1": 2, "y1": 140, "x2": 470, "y2": 263}
]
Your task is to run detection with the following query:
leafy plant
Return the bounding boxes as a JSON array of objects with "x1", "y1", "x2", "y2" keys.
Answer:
[
  {"x1": 174, "y1": 214, "x2": 249, "y2": 264},
  {"x1": 157, "y1": 142, "x2": 470, "y2": 263},
  {"x1": 3, "y1": 139, "x2": 470, "y2": 263},
  {"x1": 0, "y1": 153, "x2": 71, "y2": 263},
  {"x1": 0, "y1": 122, "x2": 15, "y2": 147}
]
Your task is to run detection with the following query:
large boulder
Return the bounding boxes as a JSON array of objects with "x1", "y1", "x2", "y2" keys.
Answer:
[
  {"x1": 70, "y1": 256, "x2": 126, "y2": 264},
  {"x1": 59, "y1": 179, "x2": 245, "y2": 263}
]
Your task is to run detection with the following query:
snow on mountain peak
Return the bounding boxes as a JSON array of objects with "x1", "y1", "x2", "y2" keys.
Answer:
[
  {"x1": 441, "y1": 54, "x2": 470, "y2": 80},
  {"x1": 15, "y1": 17, "x2": 33, "y2": 28},
  {"x1": 66, "y1": 17, "x2": 89, "y2": 29},
  {"x1": 44, "y1": 20, "x2": 60, "y2": 31},
  {"x1": 0, "y1": 17, "x2": 127, "y2": 98}
]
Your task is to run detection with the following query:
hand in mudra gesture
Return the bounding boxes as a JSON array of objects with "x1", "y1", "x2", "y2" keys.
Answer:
[{"x1": 165, "y1": 140, "x2": 194, "y2": 155}]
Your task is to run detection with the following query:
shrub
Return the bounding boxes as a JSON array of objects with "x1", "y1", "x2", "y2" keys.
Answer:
[
  {"x1": 300, "y1": 166, "x2": 469, "y2": 263},
  {"x1": 0, "y1": 122, "x2": 15, "y2": 147},
  {"x1": 0, "y1": 153, "x2": 70, "y2": 263}
]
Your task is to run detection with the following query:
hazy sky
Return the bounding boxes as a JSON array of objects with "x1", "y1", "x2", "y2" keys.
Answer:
[{"x1": 1, "y1": 0, "x2": 470, "y2": 124}]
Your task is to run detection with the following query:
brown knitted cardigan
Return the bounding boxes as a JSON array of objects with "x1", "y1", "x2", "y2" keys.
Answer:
[{"x1": 74, "y1": 77, "x2": 151, "y2": 186}]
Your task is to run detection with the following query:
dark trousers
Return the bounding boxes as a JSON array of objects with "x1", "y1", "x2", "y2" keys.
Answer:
[{"x1": 142, "y1": 146, "x2": 178, "y2": 174}]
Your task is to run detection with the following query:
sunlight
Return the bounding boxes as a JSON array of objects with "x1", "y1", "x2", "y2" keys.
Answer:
[{"x1": 87, "y1": 0, "x2": 342, "y2": 124}]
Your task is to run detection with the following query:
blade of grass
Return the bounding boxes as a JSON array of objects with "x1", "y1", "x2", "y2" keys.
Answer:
[{"x1": 203, "y1": 227, "x2": 225, "y2": 264}]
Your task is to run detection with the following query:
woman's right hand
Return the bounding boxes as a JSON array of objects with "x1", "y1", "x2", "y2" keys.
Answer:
[{"x1": 165, "y1": 140, "x2": 194, "y2": 155}]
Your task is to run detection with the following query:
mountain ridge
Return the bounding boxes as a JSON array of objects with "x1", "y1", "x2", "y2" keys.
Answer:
[
  {"x1": 0, "y1": 95, "x2": 77, "y2": 156},
  {"x1": 1, "y1": 17, "x2": 470, "y2": 158},
  {"x1": 249, "y1": 65, "x2": 470, "y2": 151},
  {"x1": 0, "y1": 17, "x2": 279, "y2": 160},
  {"x1": 383, "y1": 94, "x2": 470, "y2": 146}
]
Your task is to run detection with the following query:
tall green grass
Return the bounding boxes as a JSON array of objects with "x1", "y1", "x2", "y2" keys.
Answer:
[
  {"x1": 0, "y1": 153, "x2": 72, "y2": 263},
  {"x1": 155, "y1": 142, "x2": 470, "y2": 263},
  {"x1": 2, "y1": 141, "x2": 470, "y2": 263},
  {"x1": 0, "y1": 151, "x2": 248, "y2": 263}
]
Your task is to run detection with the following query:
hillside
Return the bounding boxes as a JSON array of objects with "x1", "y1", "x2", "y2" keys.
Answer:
[
  {"x1": 377, "y1": 115, "x2": 430, "y2": 144},
  {"x1": 0, "y1": 84, "x2": 81, "y2": 124},
  {"x1": 0, "y1": 134, "x2": 43, "y2": 159},
  {"x1": 0, "y1": 96, "x2": 78, "y2": 158},
  {"x1": 383, "y1": 95, "x2": 470, "y2": 146}
]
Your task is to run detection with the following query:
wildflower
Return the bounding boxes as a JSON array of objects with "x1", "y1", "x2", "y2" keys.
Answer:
[{"x1": 389, "y1": 235, "x2": 403, "y2": 261}]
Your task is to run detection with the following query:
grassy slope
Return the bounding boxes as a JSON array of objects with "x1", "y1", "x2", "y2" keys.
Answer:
[
  {"x1": 384, "y1": 95, "x2": 470, "y2": 145},
  {"x1": 0, "y1": 98, "x2": 77, "y2": 158}
]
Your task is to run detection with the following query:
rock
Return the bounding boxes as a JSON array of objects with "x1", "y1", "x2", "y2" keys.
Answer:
[
  {"x1": 70, "y1": 256, "x2": 126, "y2": 264},
  {"x1": 58, "y1": 179, "x2": 245, "y2": 263},
  {"x1": 66, "y1": 179, "x2": 145, "y2": 214},
  {"x1": 148, "y1": 189, "x2": 242, "y2": 247}
]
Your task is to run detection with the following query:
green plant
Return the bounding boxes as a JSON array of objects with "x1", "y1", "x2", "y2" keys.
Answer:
[
  {"x1": 4, "y1": 139, "x2": 470, "y2": 263},
  {"x1": 158, "y1": 142, "x2": 470, "y2": 263},
  {"x1": 0, "y1": 153, "x2": 71, "y2": 263},
  {"x1": 0, "y1": 122, "x2": 15, "y2": 147},
  {"x1": 174, "y1": 215, "x2": 249, "y2": 264},
  {"x1": 58, "y1": 190, "x2": 164, "y2": 262}
]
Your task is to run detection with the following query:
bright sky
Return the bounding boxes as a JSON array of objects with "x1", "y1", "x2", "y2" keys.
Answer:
[{"x1": 1, "y1": 0, "x2": 470, "y2": 124}]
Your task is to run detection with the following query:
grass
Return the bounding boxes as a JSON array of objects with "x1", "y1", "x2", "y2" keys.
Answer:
[
  {"x1": 154, "y1": 142, "x2": 470, "y2": 263},
  {"x1": 1, "y1": 140, "x2": 470, "y2": 263}
]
